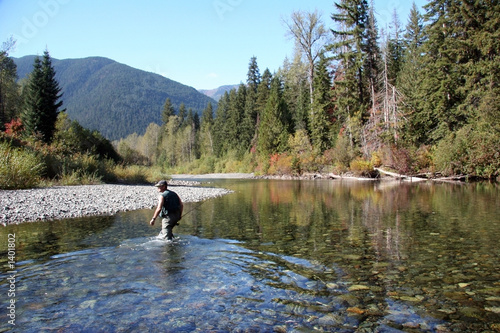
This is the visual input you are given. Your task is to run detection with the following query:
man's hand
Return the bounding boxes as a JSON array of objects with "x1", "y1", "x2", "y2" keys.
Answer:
[{"x1": 150, "y1": 218, "x2": 155, "y2": 226}]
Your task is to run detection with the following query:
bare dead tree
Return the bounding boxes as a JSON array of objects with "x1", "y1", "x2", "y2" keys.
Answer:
[{"x1": 284, "y1": 10, "x2": 329, "y2": 105}]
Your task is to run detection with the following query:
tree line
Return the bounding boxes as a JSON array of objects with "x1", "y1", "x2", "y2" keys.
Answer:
[
  {"x1": 2, "y1": 0, "x2": 499, "y2": 181},
  {"x1": 117, "y1": 0, "x2": 499, "y2": 179}
]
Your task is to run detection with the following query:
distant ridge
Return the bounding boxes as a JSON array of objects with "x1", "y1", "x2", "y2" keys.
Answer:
[
  {"x1": 199, "y1": 84, "x2": 240, "y2": 101},
  {"x1": 14, "y1": 56, "x2": 217, "y2": 141}
]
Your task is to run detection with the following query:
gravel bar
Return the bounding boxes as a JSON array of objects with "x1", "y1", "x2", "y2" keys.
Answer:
[{"x1": 0, "y1": 181, "x2": 233, "y2": 226}]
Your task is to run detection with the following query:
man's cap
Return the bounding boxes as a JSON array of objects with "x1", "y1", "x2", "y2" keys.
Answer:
[{"x1": 154, "y1": 180, "x2": 168, "y2": 187}]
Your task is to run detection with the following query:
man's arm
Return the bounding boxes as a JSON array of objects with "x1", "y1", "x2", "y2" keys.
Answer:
[{"x1": 150, "y1": 195, "x2": 164, "y2": 225}]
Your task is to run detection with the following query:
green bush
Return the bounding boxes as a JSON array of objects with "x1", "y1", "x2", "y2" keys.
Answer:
[
  {"x1": 434, "y1": 124, "x2": 500, "y2": 178},
  {"x1": 0, "y1": 142, "x2": 43, "y2": 189},
  {"x1": 331, "y1": 134, "x2": 356, "y2": 169},
  {"x1": 350, "y1": 157, "x2": 376, "y2": 177}
]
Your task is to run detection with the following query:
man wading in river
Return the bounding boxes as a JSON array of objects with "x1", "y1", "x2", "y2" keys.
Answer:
[{"x1": 150, "y1": 180, "x2": 184, "y2": 241}]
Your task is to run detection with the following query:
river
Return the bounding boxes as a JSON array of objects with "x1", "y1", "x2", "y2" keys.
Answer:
[{"x1": 1, "y1": 179, "x2": 499, "y2": 332}]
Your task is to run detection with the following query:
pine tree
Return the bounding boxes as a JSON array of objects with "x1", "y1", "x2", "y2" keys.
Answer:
[
  {"x1": 241, "y1": 88, "x2": 258, "y2": 153},
  {"x1": 398, "y1": 3, "x2": 427, "y2": 145},
  {"x1": 309, "y1": 54, "x2": 333, "y2": 152},
  {"x1": 245, "y1": 56, "x2": 261, "y2": 143},
  {"x1": 455, "y1": 0, "x2": 500, "y2": 132},
  {"x1": 21, "y1": 57, "x2": 44, "y2": 140},
  {"x1": 365, "y1": 3, "x2": 381, "y2": 113},
  {"x1": 252, "y1": 69, "x2": 273, "y2": 149},
  {"x1": 178, "y1": 103, "x2": 187, "y2": 128},
  {"x1": 21, "y1": 50, "x2": 63, "y2": 143},
  {"x1": 212, "y1": 92, "x2": 230, "y2": 157},
  {"x1": 418, "y1": 0, "x2": 466, "y2": 143},
  {"x1": 386, "y1": 10, "x2": 404, "y2": 85},
  {"x1": 247, "y1": 56, "x2": 261, "y2": 94},
  {"x1": 329, "y1": 0, "x2": 371, "y2": 146},
  {"x1": 0, "y1": 39, "x2": 19, "y2": 130},
  {"x1": 281, "y1": 52, "x2": 310, "y2": 132},
  {"x1": 257, "y1": 76, "x2": 291, "y2": 155},
  {"x1": 161, "y1": 98, "x2": 175, "y2": 125},
  {"x1": 225, "y1": 86, "x2": 246, "y2": 153},
  {"x1": 256, "y1": 69, "x2": 273, "y2": 113}
]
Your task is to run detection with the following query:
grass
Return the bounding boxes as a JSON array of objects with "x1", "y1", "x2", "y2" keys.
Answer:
[{"x1": 0, "y1": 142, "x2": 44, "y2": 189}]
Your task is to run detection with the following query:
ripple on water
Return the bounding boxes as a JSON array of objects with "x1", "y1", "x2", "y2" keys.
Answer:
[{"x1": 0, "y1": 235, "x2": 451, "y2": 332}]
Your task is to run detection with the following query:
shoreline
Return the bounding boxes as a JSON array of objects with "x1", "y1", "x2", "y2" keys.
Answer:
[
  {"x1": 0, "y1": 171, "x2": 476, "y2": 226},
  {"x1": 0, "y1": 181, "x2": 232, "y2": 226}
]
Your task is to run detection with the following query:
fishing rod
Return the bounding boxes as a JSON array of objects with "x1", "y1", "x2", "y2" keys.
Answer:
[{"x1": 180, "y1": 199, "x2": 207, "y2": 218}]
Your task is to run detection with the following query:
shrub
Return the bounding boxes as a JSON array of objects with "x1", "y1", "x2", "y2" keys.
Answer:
[
  {"x1": 268, "y1": 153, "x2": 294, "y2": 175},
  {"x1": 350, "y1": 157, "x2": 376, "y2": 177},
  {"x1": 434, "y1": 125, "x2": 500, "y2": 178},
  {"x1": 332, "y1": 134, "x2": 356, "y2": 169},
  {"x1": 4, "y1": 118, "x2": 23, "y2": 138},
  {"x1": 0, "y1": 142, "x2": 43, "y2": 189},
  {"x1": 58, "y1": 170, "x2": 101, "y2": 186},
  {"x1": 381, "y1": 145, "x2": 415, "y2": 175},
  {"x1": 111, "y1": 165, "x2": 170, "y2": 184},
  {"x1": 370, "y1": 150, "x2": 382, "y2": 168}
]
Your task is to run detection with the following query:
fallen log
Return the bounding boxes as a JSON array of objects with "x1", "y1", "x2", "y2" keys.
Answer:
[
  {"x1": 432, "y1": 175, "x2": 468, "y2": 183},
  {"x1": 374, "y1": 168, "x2": 428, "y2": 182}
]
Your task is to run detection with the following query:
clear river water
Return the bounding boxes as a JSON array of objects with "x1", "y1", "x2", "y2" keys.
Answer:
[{"x1": 1, "y1": 179, "x2": 499, "y2": 332}]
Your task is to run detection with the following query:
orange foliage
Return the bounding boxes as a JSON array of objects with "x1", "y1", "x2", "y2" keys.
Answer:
[{"x1": 5, "y1": 118, "x2": 23, "y2": 137}]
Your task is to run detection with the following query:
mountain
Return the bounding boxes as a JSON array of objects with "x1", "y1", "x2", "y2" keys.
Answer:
[
  {"x1": 14, "y1": 56, "x2": 217, "y2": 141},
  {"x1": 199, "y1": 84, "x2": 240, "y2": 101}
]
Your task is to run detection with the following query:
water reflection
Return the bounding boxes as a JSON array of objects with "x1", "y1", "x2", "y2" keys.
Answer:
[
  {"x1": 181, "y1": 179, "x2": 500, "y2": 331},
  {"x1": 0, "y1": 179, "x2": 499, "y2": 332}
]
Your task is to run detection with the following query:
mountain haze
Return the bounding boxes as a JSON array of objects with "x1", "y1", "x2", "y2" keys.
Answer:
[
  {"x1": 199, "y1": 84, "x2": 239, "y2": 101},
  {"x1": 14, "y1": 56, "x2": 217, "y2": 140}
]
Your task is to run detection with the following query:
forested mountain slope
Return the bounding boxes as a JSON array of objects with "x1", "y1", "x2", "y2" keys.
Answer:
[{"x1": 14, "y1": 56, "x2": 216, "y2": 140}]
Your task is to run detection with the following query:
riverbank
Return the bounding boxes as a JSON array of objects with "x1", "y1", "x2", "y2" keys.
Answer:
[
  {"x1": 0, "y1": 180, "x2": 232, "y2": 226},
  {"x1": 1, "y1": 170, "x2": 477, "y2": 226}
]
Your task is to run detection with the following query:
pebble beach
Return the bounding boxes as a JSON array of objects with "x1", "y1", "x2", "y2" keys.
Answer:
[{"x1": 0, "y1": 180, "x2": 233, "y2": 226}]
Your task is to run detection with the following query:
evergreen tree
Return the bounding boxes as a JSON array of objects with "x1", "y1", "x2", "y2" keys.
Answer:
[
  {"x1": 281, "y1": 53, "x2": 310, "y2": 132},
  {"x1": 245, "y1": 56, "x2": 261, "y2": 142},
  {"x1": 0, "y1": 39, "x2": 19, "y2": 130},
  {"x1": 21, "y1": 50, "x2": 63, "y2": 143},
  {"x1": 418, "y1": 0, "x2": 466, "y2": 143},
  {"x1": 385, "y1": 10, "x2": 404, "y2": 85},
  {"x1": 253, "y1": 69, "x2": 273, "y2": 148},
  {"x1": 257, "y1": 76, "x2": 291, "y2": 155},
  {"x1": 231, "y1": 84, "x2": 253, "y2": 157},
  {"x1": 365, "y1": 3, "x2": 381, "y2": 112},
  {"x1": 403, "y1": 3, "x2": 426, "y2": 54},
  {"x1": 247, "y1": 56, "x2": 261, "y2": 94},
  {"x1": 241, "y1": 87, "x2": 258, "y2": 153},
  {"x1": 455, "y1": 0, "x2": 499, "y2": 132},
  {"x1": 161, "y1": 98, "x2": 175, "y2": 125},
  {"x1": 398, "y1": 3, "x2": 427, "y2": 145},
  {"x1": 309, "y1": 54, "x2": 333, "y2": 152},
  {"x1": 212, "y1": 92, "x2": 230, "y2": 157},
  {"x1": 226, "y1": 85, "x2": 246, "y2": 153},
  {"x1": 21, "y1": 57, "x2": 47, "y2": 140},
  {"x1": 256, "y1": 68, "x2": 273, "y2": 112},
  {"x1": 329, "y1": 0, "x2": 371, "y2": 147},
  {"x1": 178, "y1": 103, "x2": 187, "y2": 128}
]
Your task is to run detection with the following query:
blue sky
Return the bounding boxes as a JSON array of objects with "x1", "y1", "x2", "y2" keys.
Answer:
[{"x1": 1, "y1": 0, "x2": 427, "y2": 90}]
